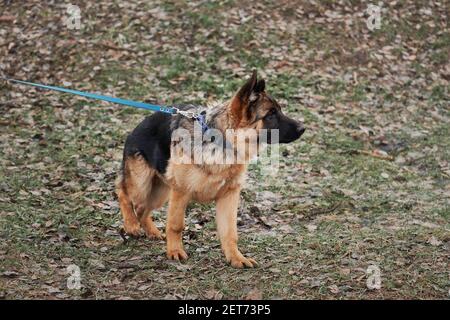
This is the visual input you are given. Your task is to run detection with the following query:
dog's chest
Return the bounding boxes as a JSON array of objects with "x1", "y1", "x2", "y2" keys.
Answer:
[{"x1": 165, "y1": 163, "x2": 246, "y2": 202}]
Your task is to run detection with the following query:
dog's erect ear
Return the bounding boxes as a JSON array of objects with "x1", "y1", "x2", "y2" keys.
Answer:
[
  {"x1": 236, "y1": 70, "x2": 258, "y2": 101},
  {"x1": 254, "y1": 79, "x2": 265, "y2": 93},
  {"x1": 229, "y1": 70, "x2": 258, "y2": 126}
]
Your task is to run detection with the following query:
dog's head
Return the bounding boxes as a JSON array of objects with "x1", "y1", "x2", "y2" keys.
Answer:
[{"x1": 229, "y1": 70, "x2": 305, "y2": 143}]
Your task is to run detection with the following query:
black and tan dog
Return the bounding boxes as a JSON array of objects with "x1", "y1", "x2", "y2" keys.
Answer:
[{"x1": 116, "y1": 71, "x2": 305, "y2": 268}]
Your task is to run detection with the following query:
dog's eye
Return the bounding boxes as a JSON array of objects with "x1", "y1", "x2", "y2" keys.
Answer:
[{"x1": 265, "y1": 109, "x2": 277, "y2": 118}]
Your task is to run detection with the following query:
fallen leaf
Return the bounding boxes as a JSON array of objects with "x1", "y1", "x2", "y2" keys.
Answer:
[{"x1": 245, "y1": 288, "x2": 262, "y2": 300}]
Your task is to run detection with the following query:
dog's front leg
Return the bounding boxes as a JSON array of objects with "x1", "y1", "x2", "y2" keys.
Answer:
[
  {"x1": 166, "y1": 189, "x2": 190, "y2": 261},
  {"x1": 216, "y1": 188, "x2": 257, "y2": 268}
]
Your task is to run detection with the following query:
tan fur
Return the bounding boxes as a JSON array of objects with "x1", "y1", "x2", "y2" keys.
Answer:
[
  {"x1": 216, "y1": 186, "x2": 257, "y2": 268},
  {"x1": 166, "y1": 189, "x2": 190, "y2": 260},
  {"x1": 115, "y1": 156, "x2": 167, "y2": 239}
]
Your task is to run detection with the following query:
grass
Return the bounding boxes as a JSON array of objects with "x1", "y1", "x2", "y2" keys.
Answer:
[{"x1": 0, "y1": 0, "x2": 449, "y2": 300}]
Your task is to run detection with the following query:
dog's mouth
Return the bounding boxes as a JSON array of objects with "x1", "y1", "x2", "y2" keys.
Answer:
[
  {"x1": 261, "y1": 126, "x2": 304, "y2": 144},
  {"x1": 277, "y1": 121, "x2": 305, "y2": 144}
]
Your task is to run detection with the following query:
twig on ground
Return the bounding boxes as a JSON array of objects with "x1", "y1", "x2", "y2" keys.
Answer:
[
  {"x1": 93, "y1": 41, "x2": 138, "y2": 53},
  {"x1": 305, "y1": 201, "x2": 343, "y2": 219},
  {"x1": 0, "y1": 15, "x2": 15, "y2": 23},
  {"x1": 353, "y1": 149, "x2": 395, "y2": 161}
]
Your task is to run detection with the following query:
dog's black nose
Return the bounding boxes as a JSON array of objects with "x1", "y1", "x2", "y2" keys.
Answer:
[{"x1": 297, "y1": 125, "x2": 305, "y2": 136}]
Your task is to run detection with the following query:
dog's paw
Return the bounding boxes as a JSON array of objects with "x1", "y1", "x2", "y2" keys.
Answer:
[
  {"x1": 145, "y1": 228, "x2": 164, "y2": 240},
  {"x1": 123, "y1": 222, "x2": 142, "y2": 237},
  {"x1": 167, "y1": 248, "x2": 188, "y2": 261},
  {"x1": 227, "y1": 253, "x2": 257, "y2": 269},
  {"x1": 141, "y1": 218, "x2": 164, "y2": 240}
]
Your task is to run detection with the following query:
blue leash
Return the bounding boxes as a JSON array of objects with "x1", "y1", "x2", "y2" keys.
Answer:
[{"x1": 2, "y1": 77, "x2": 209, "y2": 132}]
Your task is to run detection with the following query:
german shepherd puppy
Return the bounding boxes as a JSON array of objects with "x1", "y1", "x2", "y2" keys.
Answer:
[{"x1": 116, "y1": 71, "x2": 305, "y2": 268}]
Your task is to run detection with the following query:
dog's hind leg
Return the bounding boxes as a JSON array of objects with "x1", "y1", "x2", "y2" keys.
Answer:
[
  {"x1": 116, "y1": 176, "x2": 141, "y2": 237},
  {"x1": 137, "y1": 176, "x2": 169, "y2": 240},
  {"x1": 117, "y1": 155, "x2": 155, "y2": 237}
]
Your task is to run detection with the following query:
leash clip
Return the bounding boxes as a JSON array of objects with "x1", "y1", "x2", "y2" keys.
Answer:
[
  {"x1": 172, "y1": 108, "x2": 209, "y2": 133},
  {"x1": 173, "y1": 108, "x2": 198, "y2": 119}
]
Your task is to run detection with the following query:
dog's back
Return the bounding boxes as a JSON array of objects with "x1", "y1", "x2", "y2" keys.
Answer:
[{"x1": 123, "y1": 112, "x2": 172, "y2": 174}]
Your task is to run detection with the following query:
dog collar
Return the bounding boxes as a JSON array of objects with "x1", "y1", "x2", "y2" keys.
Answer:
[{"x1": 194, "y1": 111, "x2": 209, "y2": 134}]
